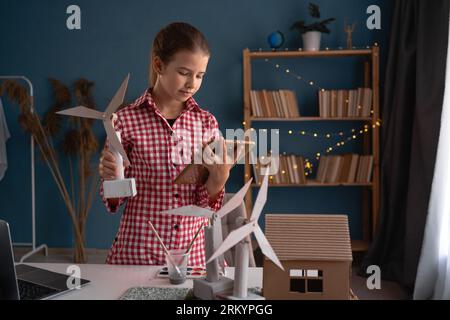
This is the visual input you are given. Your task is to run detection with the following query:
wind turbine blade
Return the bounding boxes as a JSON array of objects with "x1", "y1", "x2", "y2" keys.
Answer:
[
  {"x1": 104, "y1": 121, "x2": 130, "y2": 165},
  {"x1": 161, "y1": 205, "x2": 213, "y2": 218},
  {"x1": 216, "y1": 178, "x2": 253, "y2": 219},
  {"x1": 206, "y1": 222, "x2": 255, "y2": 264},
  {"x1": 250, "y1": 173, "x2": 269, "y2": 222},
  {"x1": 105, "y1": 73, "x2": 130, "y2": 116},
  {"x1": 254, "y1": 225, "x2": 284, "y2": 271},
  {"x1": 56, "y1": 106, "x2": 104, "y2": 120}
]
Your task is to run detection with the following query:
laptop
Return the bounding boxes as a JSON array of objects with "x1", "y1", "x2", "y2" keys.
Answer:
[{"x1": 0, "y1": 220, "x2": 90, "y2": 300}]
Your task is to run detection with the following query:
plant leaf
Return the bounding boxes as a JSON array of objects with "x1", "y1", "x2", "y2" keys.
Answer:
[{"x1": 309, "y1": 2, "x2": 321, "y2": 18}]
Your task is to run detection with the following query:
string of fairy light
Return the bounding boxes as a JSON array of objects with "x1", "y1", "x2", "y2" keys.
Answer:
[
  {"x1": 243, "y1": 44, "x2": 381, "y2": 177},
  {"x1": 247, "y1": 120, "x2": 381, "y2": 177}
]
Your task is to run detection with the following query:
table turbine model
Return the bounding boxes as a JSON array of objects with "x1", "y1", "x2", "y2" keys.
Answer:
[
  {"x1": 207, "y1": 172, "x2": 284, "y2": 300},
  {"x1": 161, "y1": 178, "x2": 253, "y2": 299},
  {"x1": 56, "y1": 74, "x2": 136, "y2": 199}
]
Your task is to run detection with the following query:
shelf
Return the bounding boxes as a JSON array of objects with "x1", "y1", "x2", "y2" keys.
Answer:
[
  {"x1": 248, "y1": 49, "x2": 373, "y2": 59},
  {"x1": 351, "y1": 240, "x2": 370, "y2": 252},
  {"x1": 250, "y1": 117, "x2": 373, "y2": 122},
  {"x1": 243, "y1": 45, "x2": 380, "y2": 245},
  {"x1": 251, "y1": 181, "x2": 373, "y2": 188}
]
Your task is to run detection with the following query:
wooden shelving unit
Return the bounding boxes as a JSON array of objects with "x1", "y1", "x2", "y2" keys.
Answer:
[{"x1": 243, "y1": 47, "x2": 380, "y2": 252}]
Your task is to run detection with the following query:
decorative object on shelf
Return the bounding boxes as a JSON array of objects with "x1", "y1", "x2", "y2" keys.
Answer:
[
  {"x1": 267, "y1": 31, "x2": 285, "y2": 50},
  {"x1": 344, "y1": 21, "x2": 357, "y2": 50},
  {"x1": 0, "y1": 78, "x2": 101, "y2": 263},
  {"x1": 290, "y1": 2, "x2": 335, "y2": 51},
  {"x1": 250, "y1": 44, "x2": 376, "y2": 52}
]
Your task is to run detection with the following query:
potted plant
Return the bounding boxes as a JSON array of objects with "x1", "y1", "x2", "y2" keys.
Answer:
[{"x1": 290, "y1": 3, "x2": 335, "y2": 51}]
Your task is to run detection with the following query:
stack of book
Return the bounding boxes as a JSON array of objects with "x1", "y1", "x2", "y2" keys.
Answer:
[
  {"x1": 315, "y1": 154, "x2": 373, "y2": 184},
  {"x1": 252, "y1": 154, "x2": 306, "y2": 185},
  {"x1": 250, "y1": 90, "x2": 300, "y2": 118},
  {"x1": 318, "y1": 88, "x2": 372, "y2": 118}
]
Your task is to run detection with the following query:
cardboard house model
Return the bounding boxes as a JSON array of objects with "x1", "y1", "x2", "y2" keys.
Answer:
[{"x1": 263, "y1": 214, "x2": 353, "y2": 300}]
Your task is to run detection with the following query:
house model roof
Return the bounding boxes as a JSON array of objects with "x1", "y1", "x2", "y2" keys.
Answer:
[{"x1": 265, "y1": 214, "x2": 353, "y2": 262}]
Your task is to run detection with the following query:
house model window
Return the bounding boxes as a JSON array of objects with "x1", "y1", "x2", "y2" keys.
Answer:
[
  {"x1": 263, "y1": 214, "x2": 353, "y2": 300},
  {"x1": 289, "y1": 269, "x2": 323, "y2": 293}
]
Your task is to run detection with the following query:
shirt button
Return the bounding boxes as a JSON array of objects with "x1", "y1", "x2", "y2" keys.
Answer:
[
  {"x1": 174, "y1": 193, "x2": 179, "y2": 199},
  {"x1": 174, "y1": 224, "x2": 179, "y2": 230}
]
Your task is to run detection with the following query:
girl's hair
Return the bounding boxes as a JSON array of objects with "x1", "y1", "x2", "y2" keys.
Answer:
[{"x1": 149, "y1": 22, "x2": 211, "y2": 87}]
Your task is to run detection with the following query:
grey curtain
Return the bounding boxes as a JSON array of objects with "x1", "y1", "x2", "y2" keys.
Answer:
[{"x1": 360, "y1": 0, "x2": 450, "y2": 295}]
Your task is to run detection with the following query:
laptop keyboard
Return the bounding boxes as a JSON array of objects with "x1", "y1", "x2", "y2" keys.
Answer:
[{"x1": 18, "y1": 279, "x2": 60, "y2": 300}]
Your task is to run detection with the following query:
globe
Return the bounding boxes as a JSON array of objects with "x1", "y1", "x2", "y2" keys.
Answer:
[{"x1": 267, "y1": 31, "x2": 285, "y2": 49}]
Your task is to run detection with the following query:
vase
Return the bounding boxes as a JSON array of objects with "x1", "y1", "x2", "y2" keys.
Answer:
[{"x1": 302, "y1": 31, "x2": 321, "y2": 51}]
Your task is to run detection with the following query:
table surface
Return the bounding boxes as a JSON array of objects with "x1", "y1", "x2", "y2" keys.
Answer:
[{"x1": 24, "y1": 263, "x2": 263, "y2": 300}]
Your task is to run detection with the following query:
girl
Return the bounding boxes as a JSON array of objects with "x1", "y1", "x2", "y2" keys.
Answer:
[{"x1": 98, "y1": 22, "x2": 231, "y2": 266}]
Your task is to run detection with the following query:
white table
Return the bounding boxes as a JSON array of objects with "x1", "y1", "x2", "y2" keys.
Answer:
[{"x1": 26, "y1": 263, "x2": 263, "y2": 300}]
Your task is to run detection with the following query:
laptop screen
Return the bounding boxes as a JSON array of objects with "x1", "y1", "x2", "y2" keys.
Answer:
[
  {"x1": 0, "y1": 220, "x2": 20, "y2": 300},
  {"x1": 0, "y1": 220, "x2": 90, "y2": 300}
]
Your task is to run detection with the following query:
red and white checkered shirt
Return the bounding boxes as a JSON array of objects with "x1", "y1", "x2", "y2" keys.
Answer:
[{"x1": 100, "y1": 88, "x2": 225, "y2": 266}]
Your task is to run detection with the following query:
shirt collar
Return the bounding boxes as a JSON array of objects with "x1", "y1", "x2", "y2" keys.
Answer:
[{"x1": 130, "y1": 88, "x2": 201, "y2": 113}]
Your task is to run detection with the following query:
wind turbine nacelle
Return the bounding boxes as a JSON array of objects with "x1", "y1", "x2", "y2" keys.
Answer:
[{"x1": 103, "y1": 178, "x2": 137, "y2": 198}]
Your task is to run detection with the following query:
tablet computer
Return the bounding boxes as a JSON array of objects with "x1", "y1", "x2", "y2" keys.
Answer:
[{"x1": 173, "y1": 139, "x2": 255, "y2": 185}]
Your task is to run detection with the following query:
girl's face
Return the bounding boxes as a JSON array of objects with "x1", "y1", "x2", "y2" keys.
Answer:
[{"x1": 156, "y1": 50, "x2": 209, "y2": 102}]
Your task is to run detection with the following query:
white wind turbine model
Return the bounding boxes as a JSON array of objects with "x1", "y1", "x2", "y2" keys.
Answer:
[
  {"x1": 161, "y1": 178, "x2": 253, "y2": 300},
  {"x1": 56, "y1": 74, "x2": 136, "y2": 198},
  {"x1": 207, "y1": 172, "x2": 284, "y2": 300}
]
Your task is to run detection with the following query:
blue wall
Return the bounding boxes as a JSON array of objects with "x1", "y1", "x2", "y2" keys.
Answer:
[{"x1": 0, "y1": 0, "x2": 392, "y2": 249}]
